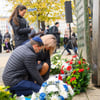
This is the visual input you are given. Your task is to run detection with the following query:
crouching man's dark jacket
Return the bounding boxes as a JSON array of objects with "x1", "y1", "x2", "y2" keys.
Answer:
[{"x1": 2, "y1": 42, "x2": 44, "y2": 87}]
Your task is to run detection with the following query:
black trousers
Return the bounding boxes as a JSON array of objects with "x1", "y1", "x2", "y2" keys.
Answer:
[
  {"x1": 56, "y1": 35, "x2": 60, "y2": 48},
  {"x1": 0, "y1": 44, "x2": 2, "y2": 53}
]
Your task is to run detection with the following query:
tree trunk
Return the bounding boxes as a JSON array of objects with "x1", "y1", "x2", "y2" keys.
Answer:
[
  {"x1": 41, "y1": 21, "x2": 45, "y2": 31},
  {"x1": 38, "y1": 20, "x2": 40, "y2": 30}
]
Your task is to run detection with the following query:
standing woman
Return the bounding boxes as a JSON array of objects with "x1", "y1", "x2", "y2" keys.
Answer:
[{"x1": 9, "y1": 5, "x2": 32, "y2": 48}]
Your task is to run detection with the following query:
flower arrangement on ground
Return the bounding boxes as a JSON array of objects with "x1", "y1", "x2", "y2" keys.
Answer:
[
  {"x1": 31, "y1": 77, "x2": 74, "y2": 100},
  {"x1": 0, "y1": 86, "x2": 16, "y2": 100},
  {"x1": 50, "y1": 52, "x2": 66, "y2": 75},
  {"x1": 58, "y1": 55, "x2": 79, "y2": 80},
  {"x1": 60, "y1": 61, "x2": 73, "y2": 75},
  {"x1": 63, "y1": 55, "x2": 90, "y2": 95}
]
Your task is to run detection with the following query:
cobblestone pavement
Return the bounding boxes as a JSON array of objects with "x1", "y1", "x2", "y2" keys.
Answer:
[
  {"x1": 0, "y1": 52, "x2": 11, "y2": 85},
  {"x1": 0, "y1": 47, "x2": 100, "y2": 100}
]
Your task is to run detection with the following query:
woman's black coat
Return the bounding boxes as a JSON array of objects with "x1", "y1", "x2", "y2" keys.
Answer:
[
  {"x1": 10, "y1": 15, "x2": 31, "y2": 48},
  {"x1": 37, "y1": 49, "x2": 51, "y2": 81}
]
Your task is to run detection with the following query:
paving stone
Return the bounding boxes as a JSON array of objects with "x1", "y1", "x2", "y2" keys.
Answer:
[
  {"x1": 86, "y1": 88, "x2": 100, "y2": 96},
  {"x1": 0, "y1": 67, "x2": 4, "y2": 85},
  {"x1": 73, "y1": 97, "x2": 88, "y2": 100},
  {"x1": 72, "y1": 93, "x2": 88, "y2": 100},
  {"x1": 88, "y1": 96, "x2": 100, "y2": 100},
  {"x1": 0, "y1": 52, "x2": 11, "y2": 85}
]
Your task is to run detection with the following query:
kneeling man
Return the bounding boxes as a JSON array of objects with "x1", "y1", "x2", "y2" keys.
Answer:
[{"x1": 2, "y1": 36, "x2": 47, "y2": 96}]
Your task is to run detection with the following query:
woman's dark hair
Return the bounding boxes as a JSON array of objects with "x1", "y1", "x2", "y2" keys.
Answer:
[
  {"x1": 72, "y1": 32, "x2": 75, "y2": 37},
  {"x1": 9, "y1": 5, "x2": 27, "y2": 26}
]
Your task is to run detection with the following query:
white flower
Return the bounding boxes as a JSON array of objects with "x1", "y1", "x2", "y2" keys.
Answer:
[
  {"x1": 63, "y1": 63, "x2": 69, "y2": 69},
  {"x1": 39, "y1": 87, "x2": 45, "y2": 93},
  {"x1": 61, "y1": 62, "x2": 69, "y2": 71},
  {"x1": 47, "y1": 77, "x2": 58, "y2": 84},
  {"x1": 31, "y1": 93, "x2": 36, "y2": 100},
  {"x1": 19, "y1": 95, "x2": 25, "y2": 100},
  {"x1": 59, "y1": 84, "x2": 65, "y2": 91},
  {"x1": 60, "y1": 90, "x2": 68, "y2": 98},
  {"x1": 51, "y1": 65, "x2": 56, "y2": 69},
  {"x1": 51, "y1": 95, "x2": 59, "y2": 100},
  {"x1": 56, "y1": 56, "x2": 59, "y2": 59},
  {"x1": 30, "y1": 77, "x2": 74, "y2": 100},
  {"x1": 61, "y1": 60, "x2": 65, "y2": 64},
  {"x1": 58, "y1": 60, "x2": 61, "y2": 63},
  {"x1": 46, "y1": 85, "x2": 58, "y2": 93},
  {"x1": 87, "y1": 62, "x2": 89, "y2": 66},
  {"x1": 59, "y1": 80, "x2": 63, "y2": 84},
  {"x1": 59, "y1": 82, "x2": 66, "y2": 91},
  {"x1": 68, "y1": 85, "x2": 74, "y2": 96}
]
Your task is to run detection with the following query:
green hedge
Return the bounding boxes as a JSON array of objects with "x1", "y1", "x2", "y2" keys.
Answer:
[{"x1": 60, "y1": 37, "x2": 64, "y2": 46}]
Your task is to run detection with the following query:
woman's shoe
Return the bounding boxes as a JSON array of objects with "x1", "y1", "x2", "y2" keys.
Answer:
[{"x1": 67, "y1": 52, "x2": 71, "y2": 55}]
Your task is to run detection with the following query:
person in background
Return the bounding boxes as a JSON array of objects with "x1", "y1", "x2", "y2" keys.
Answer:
[
  {"x1": 89, "y1": 22, "x2": 93, "y2": 40},
  {"x1": 4, "y1": 30, "x2": 11, "y2": 41},
  {"x1": 44, "y1": 25, "x2": 50, "y2": 34},
  {"x1": 39, "y1": 28, "x2": 42, "y2": 33},
  {"x1": 22, "y1": 29, "x2": 43, "y2": 45},
  {"x1": 9, "y1": 5, "x2": 33, "y2": 48},
  {"x1": 71, "y1": 35, "x2": 78, "y2": 55},
  {"x1": 2, "y1": 36, "x2": 46, "y2": 96},
  {"x1": 28, "y1": 28, "x2": 36, "y2": 39},
  {"x1": 63, "y1": 34, "x2": 69, "y2": 54},
  {"x1": 72, "y1": 32, "x2": 77, "y2": 40},
  {"x1": 49, "y1": 22, "x2": 61, "y2": 49},
  {"x1": 4, "y1": 38, "x2": 12, "y2": 53},
  {"x1": 4, "y1": 30, "x2": 11, "y2": 51},
  {"x1": 0, "y1": 30, "x2": 2, "y2": 53},
  {"x1": 63, "y1": 34, "x2": 78, "y2": 55}
]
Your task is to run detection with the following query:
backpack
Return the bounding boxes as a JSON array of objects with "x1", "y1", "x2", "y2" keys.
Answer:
[{"x1": 48, "y1": 26, "x2": 55, "y2": 34}]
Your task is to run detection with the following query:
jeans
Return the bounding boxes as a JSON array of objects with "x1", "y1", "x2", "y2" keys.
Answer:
[
  {"x1": 64, "y1": 44, "x2": 78, "y2": 54},
  {"x1": 64, "y1": 44, "x2": 71, "y2": 53},
  {"x1": 9, "y1": 80, "x2": 41, "y2": 96},
  {"x1": 74, "y1": 47, "x2": 78, "y2": 54}
]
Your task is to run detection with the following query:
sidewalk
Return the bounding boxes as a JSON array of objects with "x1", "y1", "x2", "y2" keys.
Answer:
[
  {"x1": 0, "y1": 51, "x2": 11, "y2": 85},
  {"x1": 0, "y1": 47, "x2": 100, "y2": 100}
]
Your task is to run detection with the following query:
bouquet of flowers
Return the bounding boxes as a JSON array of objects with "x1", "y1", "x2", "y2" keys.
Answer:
[
  {"x1": 60, "y1": 61, "x2": 73, "y2": 75},
  {"x1": 51, "y1": 52, "x2": 63, "y2": 74},
  {"x1": 0, "y1": 86, "x2": 16, "y2": 100},
  {"x1": 64, "y1": 55, "x2": 90, "y2": 94},
  {"x1": 31, "y1": 77, "x2": 74, "y2": 100},
  {"x1": 57, "y1": 56, "x2": 78, "y2": 80}
]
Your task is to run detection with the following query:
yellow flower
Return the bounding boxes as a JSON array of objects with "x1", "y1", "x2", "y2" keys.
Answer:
[
  {"x1": 0, "y1": 86, "x2": 4, "y2": 90},
  {"x1": 0, "y1": 86, "x2": 10, "y2": 95},
  {"x1": 0, "y1": 90, "x2": 5, "y2": 92},
  {"x1": 6, "y1": 91, "x2": 10, "y2": 95}
]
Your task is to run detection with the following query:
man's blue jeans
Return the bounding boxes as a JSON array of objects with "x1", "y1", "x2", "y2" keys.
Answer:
[
  {"x1": 9, "y1": 80, "x2": 41, "y2": 96},
  {"x1": 64, "y1": 44, "x2": 71, "y2": 53},
  {"x1": 64, "y1": 44, "x2": 78, "y2": 54}
]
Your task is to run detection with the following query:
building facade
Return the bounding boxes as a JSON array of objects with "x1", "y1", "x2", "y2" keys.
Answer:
[{"x1": 0, "y1": 17, "x2": 8, "y2": 35}]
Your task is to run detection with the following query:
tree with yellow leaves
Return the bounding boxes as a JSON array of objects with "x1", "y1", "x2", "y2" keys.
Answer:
[{"x1": 7, "y1": 0, "x2": 75, "y2": 30}]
